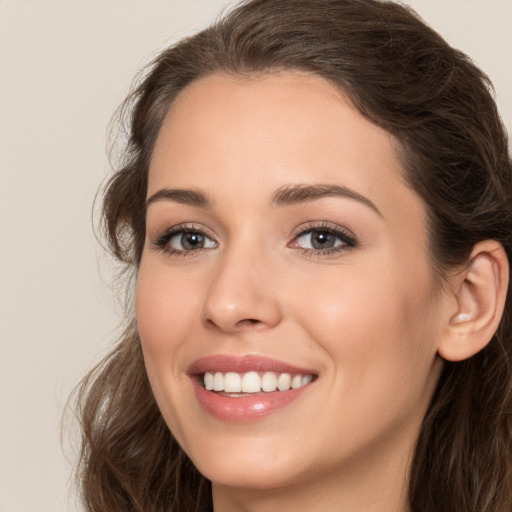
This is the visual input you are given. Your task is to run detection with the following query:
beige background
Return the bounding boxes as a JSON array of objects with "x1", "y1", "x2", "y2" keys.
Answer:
[{"x1": 0, "y1": 1, "x2": 510, "y2": 511}]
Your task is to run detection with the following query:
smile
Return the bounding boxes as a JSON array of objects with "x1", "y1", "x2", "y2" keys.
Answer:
[
  {"x1": 189, "y1": 355, "x2": 318, "y2": 421},
  {"x1": 203, "y1": 371, "x2": 314, "y2": 393}
]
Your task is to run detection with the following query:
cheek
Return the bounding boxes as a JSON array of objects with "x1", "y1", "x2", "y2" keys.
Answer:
[
  {"x1": 136, "y1": 259, "x2": 202, "y2": 355},
  {"x1": 289, "y1": 256, "x2": 440, "y2": 408},
  {"x1": 135, "y1": 259, "x2": 205, "y2": 442},
  {"x1": 135, "y1": 259, "x2": 203, "y2": 410}
]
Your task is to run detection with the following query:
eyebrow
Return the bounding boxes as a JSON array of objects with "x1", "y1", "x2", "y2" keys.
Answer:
[
  {"x1": 270, "y1": 184, "x2": 382, "y2": 217},
  {"x1": 146, "y1": 188, "x2": 213, "y2": 209},
  {"x1": 145, "y1": 183, "x2": 382, "y2": 217}
]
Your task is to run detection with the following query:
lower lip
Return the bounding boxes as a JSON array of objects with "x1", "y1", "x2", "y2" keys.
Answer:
[{"x1": 191, "y1": 378, "x2": 312, "y2": 422}]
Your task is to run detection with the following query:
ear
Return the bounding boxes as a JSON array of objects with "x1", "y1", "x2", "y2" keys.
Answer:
[{"x1": 438, "y1": 240, "x2": 509, "y2": 362}]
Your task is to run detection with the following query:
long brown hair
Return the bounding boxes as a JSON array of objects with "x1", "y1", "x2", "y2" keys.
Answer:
[{"x1": 74, "y1": 1, "x2": 512, "y2": 511}]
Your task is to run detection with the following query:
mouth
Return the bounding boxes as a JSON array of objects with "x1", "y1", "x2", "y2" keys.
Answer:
[{"x1": 188, "y1": 355, "x2": 318, "y2": 421}]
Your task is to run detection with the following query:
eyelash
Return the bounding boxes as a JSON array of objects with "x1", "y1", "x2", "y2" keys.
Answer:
[
  {"x1": 291, "y1": 222, "x2": 357, "y2": 257},
  {"x1": 151, "y1": 222, "x2": 357, "y2": 258},
  {"x1": 153, "y1": 224, "x2": 218, "y2": 257}
]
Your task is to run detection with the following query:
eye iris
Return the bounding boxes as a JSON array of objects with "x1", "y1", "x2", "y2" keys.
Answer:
[
  {"x1": 181, "y1": 232, "x2": 204, "y2": 250},
  {"x1": 311, "y1": 231, "x2": 335, "y2": 249}
]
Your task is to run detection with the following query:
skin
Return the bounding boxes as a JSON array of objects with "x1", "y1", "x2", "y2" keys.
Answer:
[{"x1": 136, "y1": 71, "x2": 451, "y2": 512}]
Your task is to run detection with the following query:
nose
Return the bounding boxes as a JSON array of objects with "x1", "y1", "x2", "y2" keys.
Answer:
[{"x1": 202, "y1": 244, "x2": 282, "y2": 334}]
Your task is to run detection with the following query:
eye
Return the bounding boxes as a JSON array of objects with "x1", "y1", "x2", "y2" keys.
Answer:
[
  {"x1": 296, "y1": 230, "x2": 342, "y2": 250},
  {"x1": 290, "y1": 223, "x2": 357, "y2": 255},
  {"x1": 169, "y1": 231, "x2": 216, "y2": 251},
  {"x1": 153, "y1": 226, "x2": 217, "y2": 256}
]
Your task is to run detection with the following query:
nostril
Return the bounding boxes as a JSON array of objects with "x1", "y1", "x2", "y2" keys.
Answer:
[
  {"x1": 235, "y1": 318, "x2": 263, "y2": 329},
  {"x1": 204, "y1": 316, "x2": 266, "y2": 333},
  {"x1": 205, "y1": 318, "x2": 219, "y2": 329}
]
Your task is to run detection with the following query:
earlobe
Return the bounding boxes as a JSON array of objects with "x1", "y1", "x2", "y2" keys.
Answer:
[{"x1": 438, "y1": 240, "x2": 509, "y2": 362}]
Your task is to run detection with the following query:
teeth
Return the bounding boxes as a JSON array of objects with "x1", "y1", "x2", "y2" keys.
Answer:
[
  {"x1": 241, "y1": 371, "x2": 260, "y2": 393},
  {"x1": 261, "y1": 371, "x2": 277, "y2": 392},
  {"x1": 204, "y1": 372, "x2": 214, "y2": 391},
  {"x1": 202, "y1": 371, "x2": 314, "y2": 394},
  {"x1": 277, "y1": 373, "x2": 292, "y2": 391},
  {"x1": 291, "y1": 374, "x2": 302, "y2": 389},
  {"x1": 301, "y1": 375, "x2": 313, "y2": 386},
  {"x1": 213, "y1": 372, "x2": 224, "y2": 392},
  {"x1": 224, "y1": 372, "x2": 242, "y2": 392}
]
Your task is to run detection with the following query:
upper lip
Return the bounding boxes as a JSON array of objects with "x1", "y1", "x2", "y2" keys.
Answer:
[{"x1": 187, "y1": 354, "x2": 317, "y2": 376}]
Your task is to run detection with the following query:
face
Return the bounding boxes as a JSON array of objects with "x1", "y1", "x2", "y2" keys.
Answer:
[{"x1": 136, "y1": 71, "x2": 446, "y2": 495}]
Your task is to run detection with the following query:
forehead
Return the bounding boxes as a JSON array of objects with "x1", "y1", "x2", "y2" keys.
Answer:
[
  {"x1": 148, "y1": 70, "x2": 423, "y2": 224},
  {"x1": 150, "y1": 71, "x2": 391, "y2": 172}
]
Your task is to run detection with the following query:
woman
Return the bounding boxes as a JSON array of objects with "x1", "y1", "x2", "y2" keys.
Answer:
[{"x1": 75, "y1": 0, "x2": 512, "y2": 511}]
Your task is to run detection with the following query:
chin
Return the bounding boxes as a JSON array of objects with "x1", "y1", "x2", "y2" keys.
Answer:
[{"x1": 185, "y1": 433, "x2": 312, "y2": 491}]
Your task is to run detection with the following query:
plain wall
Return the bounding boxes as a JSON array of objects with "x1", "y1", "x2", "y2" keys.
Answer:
[{"x1": 0, "y1": 1, "x2": 510, "y2": 511}]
